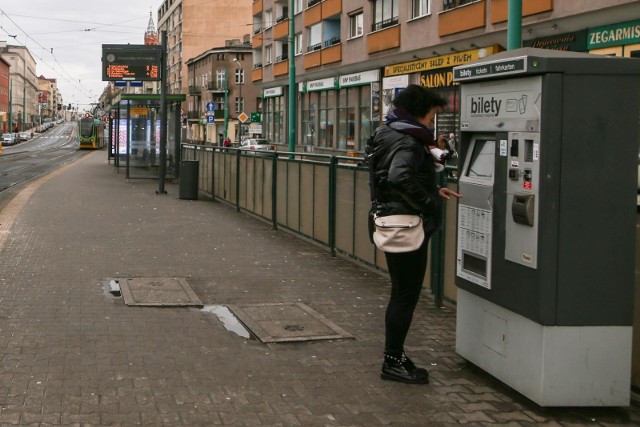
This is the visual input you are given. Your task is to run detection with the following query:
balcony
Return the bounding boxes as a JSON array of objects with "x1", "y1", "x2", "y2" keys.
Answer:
[
  {"x1": 207, "y1": 82, "x2": 225, "y2": 93},
  {"x1": 367, "y1": 24, "x2": 400, "y2": 54},
  {"x1": 253, "y1": 62, "x2": 263, "y2": 69},
  {"x1": 321, "y1": 0, "x2": 341, "y2": 19},
  {"x1": 274, "y1": 19, "x2": 289, "y2": 40},
  {"x1": 252, "y1": 32, "x2": 263, "y2": 48},
  {"x1": 252, "y1": 0, "x2": 263, "y2": 16},
  {"x1": 304, "y1": 1, "x2": 322, "y2": 27},
  {"x1": 323, "y1": 36, "x2": 340, "y2": 48},
  {"x1": 274, "y1": 60, "x2": 288, "y2": 77},
  {"x1": 252, "y1": 67, "x2": 263, "y2": 82},
  {"x1": 491, "y1": 0, "x2": 553, "y2": 24},
  {"x1": 188, "y1": 86, "x2": 201, "y2": 95},
  {"x1": 438, "y1": 0, "x2": 485, "y2": 37},
  {"x1": 187, "y1": 111, "x2": 200, "y2": 119},
  {"x1": 372, "y1": 17, "x2": 398, "y2": 32},
  {"x1": 308, "y1": 0, "x2": 322, "y2": 7},
  {"x1": 307, "y1": 43, "x2": 322, "y2": 53},
  {"x1": 303, "y1": 49, "x2": 322, "y2": 69},
  {"x1": 321, "y1": 43, "x2": 341, "y2": 65}
]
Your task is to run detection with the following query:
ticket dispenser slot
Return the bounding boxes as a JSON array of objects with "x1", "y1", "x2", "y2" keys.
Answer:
[
  {"x1": 505, "y1": 133, "x2": 539, "y2": 268},
  {"x1": 512, "y1": 195, "x2": 534, "y2": 226}
]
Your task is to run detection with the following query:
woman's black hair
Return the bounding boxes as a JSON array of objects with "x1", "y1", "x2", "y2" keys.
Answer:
[{"x1": 392, "y1": 84, "x2": 447, "y2": 119}]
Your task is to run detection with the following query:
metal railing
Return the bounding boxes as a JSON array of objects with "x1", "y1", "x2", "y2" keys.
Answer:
[{"x1": 181, "y1": 144, "x2": 460, "y2": 306}]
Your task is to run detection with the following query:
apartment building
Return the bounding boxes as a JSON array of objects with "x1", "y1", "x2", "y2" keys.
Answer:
[
  {"x1": 252, "y1": 0, "x2": 640, "y2": 153},
  {"x1": 186, "y1": 42, "x2": 256, "y2": 145},
  {"x1": 0, "y1": 56, "x2": 9, "y2": 133},
  {"x1": 37, "y1": 76, "x2": 62, "y2": 123},
  {"x1": 157, "y1": 0, "x2": 254, "y2": 97},
  {"x1": 0, "y1": 42, "x2": 38, "y2": 131}
]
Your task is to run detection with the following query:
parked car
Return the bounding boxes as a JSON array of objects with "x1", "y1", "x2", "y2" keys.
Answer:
[
  {"x1": 18, "y1": 132, "x2": 29, "y2": 141},
  {"x1": 240, "y1": 138, "x2": 273, "y2": 152},
  {"x1": 2, "y1": 133, "x2": 16, "y2": 146}
]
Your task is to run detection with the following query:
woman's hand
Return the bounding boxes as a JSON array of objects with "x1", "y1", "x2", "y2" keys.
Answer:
[{"x1": 438, "y1": 187, "x2": 462, "y2": 200}]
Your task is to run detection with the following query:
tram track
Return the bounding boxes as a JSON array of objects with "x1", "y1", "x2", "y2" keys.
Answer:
[{"x1": 0, "y1": 122, "x2": 90, "y2": 196}]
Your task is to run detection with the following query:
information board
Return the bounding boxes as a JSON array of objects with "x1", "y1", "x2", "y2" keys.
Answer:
[{"x1": 102, "y1": 45, "x2": 162, "y2": 81}]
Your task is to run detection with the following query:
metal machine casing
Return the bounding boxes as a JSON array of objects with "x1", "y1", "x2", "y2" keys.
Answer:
[{"x1": 453, "y1": 48, "x2": 640, "y2": 406}]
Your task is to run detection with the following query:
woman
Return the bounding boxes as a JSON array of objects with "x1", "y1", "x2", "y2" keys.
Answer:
[{"x1": 368, "y1": 84, "x2": 461, "y2": 384}]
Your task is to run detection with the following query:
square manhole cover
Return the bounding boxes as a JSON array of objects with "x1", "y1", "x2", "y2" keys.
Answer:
[
  {"x1": 118, "y1": 277, "x2": 203, "y2": 307},
  {"x1": 227, "y1": 302, "x2": 352, "y2": 343}
]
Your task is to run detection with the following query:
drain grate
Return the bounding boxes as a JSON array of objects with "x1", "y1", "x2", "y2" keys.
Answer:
[
  {"x1": 118, "y1": 277, "x2": 203, "y2": 307},
  {"x1": 227, "y1": 302, "x2": 352, "y2": 343}
]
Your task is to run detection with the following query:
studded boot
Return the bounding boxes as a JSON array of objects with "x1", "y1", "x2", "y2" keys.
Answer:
[{"x1": 381, "y1": 351, "x2": 429, "y2": 384}]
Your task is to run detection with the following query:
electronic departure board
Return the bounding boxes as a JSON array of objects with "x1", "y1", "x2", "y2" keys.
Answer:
[{"x1": 101, "y1": 44, "x2": 162, "y2": 82}]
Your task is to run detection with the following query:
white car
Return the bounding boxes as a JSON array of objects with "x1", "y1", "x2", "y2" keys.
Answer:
[
  {"x1": 240, "y1": 138, "x2": 273, "y2": 151},
  {"x1": 1, "y1": 133, "x2": 15, "y2": 146},
  {"x1": 18, "y1": 132, "x2": 29, "y2": 141}
]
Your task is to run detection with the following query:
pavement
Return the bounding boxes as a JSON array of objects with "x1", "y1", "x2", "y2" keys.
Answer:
[{"x1": 0, "y1": 150, "x2": 638, "y2": 426}]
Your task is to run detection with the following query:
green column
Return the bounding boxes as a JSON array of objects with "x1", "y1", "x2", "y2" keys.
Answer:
[
  {"x1": 288, "y1": 0, "x2": 296, "y2": 153},
  {"x1": 507, "y1": 0, "x2": 523, "y2": 50}
]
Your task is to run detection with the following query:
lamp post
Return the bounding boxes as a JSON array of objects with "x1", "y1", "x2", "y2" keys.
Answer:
[{"x1": 233, "y1": 58, "x2": 243, "y2": 143}]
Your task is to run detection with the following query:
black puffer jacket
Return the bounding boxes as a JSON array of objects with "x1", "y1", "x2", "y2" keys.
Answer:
[{"x1": 368, "y1": 124, "x2": 442, "y2": 229}]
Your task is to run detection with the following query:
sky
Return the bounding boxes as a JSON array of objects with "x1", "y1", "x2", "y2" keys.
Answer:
[{"x1": 0, "y1": 1, "x2": 163, "y2": 109}]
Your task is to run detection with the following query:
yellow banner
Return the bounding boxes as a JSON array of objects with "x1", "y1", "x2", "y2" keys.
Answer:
[
  {"x1": 130, "y1": 107, "x2": 149, "y2": 115},
  {"x1": 384, "y1": 45, "x2": 500, "y2": 77}
]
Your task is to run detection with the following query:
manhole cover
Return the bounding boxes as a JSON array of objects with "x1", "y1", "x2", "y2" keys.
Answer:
[
  {"x1": 118, "y1": 277, "x2": 203, "y2": 307},
  {"x1": 227, "y1": 302, "x2": 353, "y2": 343}
]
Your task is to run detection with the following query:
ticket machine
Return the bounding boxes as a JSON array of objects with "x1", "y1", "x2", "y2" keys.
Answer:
[{"x1": 453, "y1": 48, "x2": 640, "y2": 406}]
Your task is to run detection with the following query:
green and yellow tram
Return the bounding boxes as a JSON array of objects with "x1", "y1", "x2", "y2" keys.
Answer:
[{"x1": 78, "y1": 117, "x2": 105, "y2": 149}]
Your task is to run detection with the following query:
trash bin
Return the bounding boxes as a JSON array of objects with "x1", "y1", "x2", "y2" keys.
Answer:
[{"x1": 179, "y1": 160, "x2": 199, "y2": 200}]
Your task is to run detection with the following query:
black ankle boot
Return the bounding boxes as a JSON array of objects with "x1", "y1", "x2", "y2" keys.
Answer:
[{"x1": 381, "y1": 351, "x2": 429, "y2": 384}]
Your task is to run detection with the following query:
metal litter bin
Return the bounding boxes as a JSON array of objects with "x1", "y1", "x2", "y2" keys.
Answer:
[{"x1": 179, "y1": 160, "x2": 199, "y2": 200}]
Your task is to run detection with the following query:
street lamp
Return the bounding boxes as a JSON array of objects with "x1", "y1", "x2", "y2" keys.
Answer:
[{"x1": 233, "y1": 58, "x2": 243, "y2": 143}]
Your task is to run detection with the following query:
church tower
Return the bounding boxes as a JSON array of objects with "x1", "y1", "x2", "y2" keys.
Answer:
[{"x1": 144, "y1": 11, "x2": 158, "y2": 45}]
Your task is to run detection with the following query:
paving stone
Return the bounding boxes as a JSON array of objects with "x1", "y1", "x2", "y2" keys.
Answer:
[{"x1": 0, "y1": 151, "x2": 636, "y2": 426}]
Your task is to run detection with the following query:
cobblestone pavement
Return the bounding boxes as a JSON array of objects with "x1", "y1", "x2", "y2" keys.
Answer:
[{"x1": 0, "y1": 151, "x2": 638, "y2": 426}]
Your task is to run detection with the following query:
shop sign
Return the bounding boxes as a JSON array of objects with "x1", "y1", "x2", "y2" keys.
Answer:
[
  {"x1": 306, "y1": 77, "x2": 338, "y2": 92},
  {"x1": 588, "y1": 19, "x2": 640, "y2": 49},
  {"x1": 340, "y1": 70, "x2": 380, "y2": 87},
  {"x1": 263, "y1": 86, "x2": 283, "y2": 97},
  {"x1": 420, "y1": 68, "x2": 457, "y2": 89},
  {"x1": 524, "y1": 30, "x2": 587, "y2": 51},
  {"x1": 384, "y1": 45, "x2": 499, "y2": 77}
]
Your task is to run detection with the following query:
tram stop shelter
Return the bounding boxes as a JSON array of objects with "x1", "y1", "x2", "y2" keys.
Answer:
[{"x1": 109, "y1": 93, "x2": 186, "y2": 180}]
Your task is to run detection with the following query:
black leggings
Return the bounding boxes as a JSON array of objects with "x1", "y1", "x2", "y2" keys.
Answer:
[{"x1": 383, "y1": 236, "x2": 430, "y2": 354}]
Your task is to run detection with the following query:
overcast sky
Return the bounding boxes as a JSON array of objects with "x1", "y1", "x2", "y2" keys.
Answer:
[{"x1": 0, "y1": 1, "x2": 163, "y2": 109}]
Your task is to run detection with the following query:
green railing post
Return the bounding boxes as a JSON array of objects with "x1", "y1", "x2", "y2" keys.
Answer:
[
  {"x1": 271, "y1": 150, "x2": 278, "y2": 230},
  {"x1": 430, "y1": 172, "x2": 447, "y2": 307},
  {"x1": 236, "y1": 149, "x2": 241, "y2": 212},
  {"x1": 328, "y1": 156, "x2": 337, "y2": 257}
]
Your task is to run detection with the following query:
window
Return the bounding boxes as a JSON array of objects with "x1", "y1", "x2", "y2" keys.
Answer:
[
  {"x1": 216, "y1": 69, "x2": 226, "y2": 90},
  {"x1": 307, "y1": 23, "x2": 322, "y2": 52},
  {"x1": 295, "y1": 33, "x2": 303, "y2": 55},
  {"x1": 235, "y1": 97, "x2": 244, "y2": 113},
  {"x1": 265, "y1": 45, "x2": 273, "y2": 64},
  {"x1": 294, "y1": 0, "x2": 303, "y2": 14},
  {"x1": 265, "y1": 9, "x2": 273, "y2": 29},
  {"x1": 349, "y1": 12, "x2": 363, "y2": 38},
  {"x1": 235, "y1": 69, "x2": 244, "y2": 84},
  {"x1": 372, "y1": 0, "x2": 398, "y2": 31},
  {"x1": 411, "y1": 0, "x2": 430, "y2": 18}
]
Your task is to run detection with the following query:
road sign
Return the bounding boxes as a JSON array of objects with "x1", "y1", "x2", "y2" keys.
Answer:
[
  {"x1": 238, "y1": 112, "x2": 249, "y2": 123},
  {"x1": 206, "y1": 102, "x2": 216, "y2": 112},
  {"x1": 207, "y1": 115, "x2": 215, "y2": 124},
  {"x1": 250, "y1": 112, "x2": 262, "y2": 122}
]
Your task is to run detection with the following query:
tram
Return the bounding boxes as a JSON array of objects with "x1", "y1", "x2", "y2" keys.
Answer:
[{"x1": 78, "y1": 116, "x2": 105, "y2": 149}]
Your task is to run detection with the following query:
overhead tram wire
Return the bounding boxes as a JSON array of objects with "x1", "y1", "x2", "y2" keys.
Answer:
[{"x1": 0, "y1": 8, "x2": 148, "y2": 103}]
